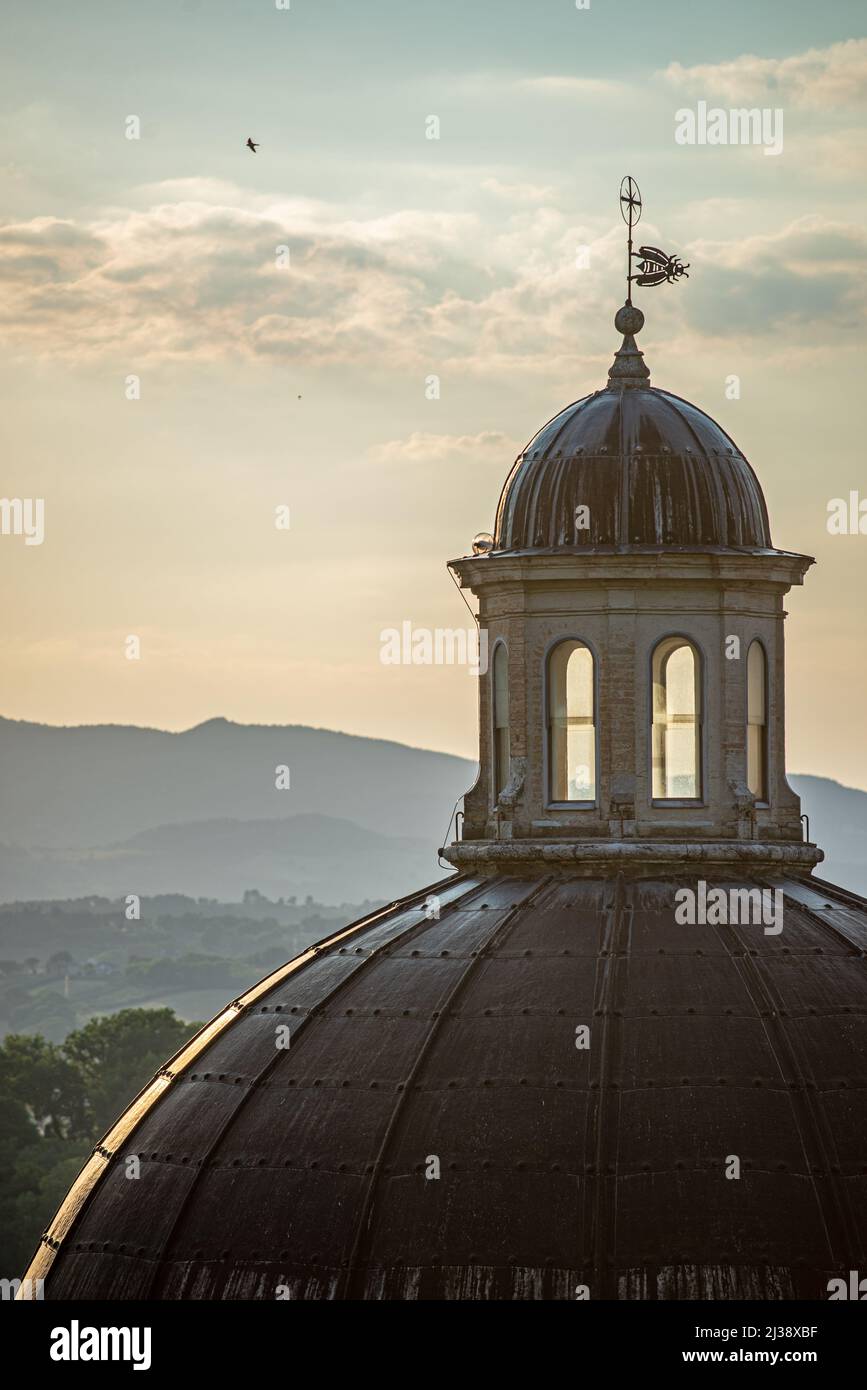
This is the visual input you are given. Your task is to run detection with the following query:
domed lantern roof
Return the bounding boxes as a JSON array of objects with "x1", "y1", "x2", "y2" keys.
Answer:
[{"x1": 495, "y1": 306, "x2": 772, "y2": 553}]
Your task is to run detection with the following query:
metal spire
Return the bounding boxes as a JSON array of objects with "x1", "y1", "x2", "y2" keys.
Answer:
[
  {"x1": 609, "y1": 176, "x2": 690, "y2": 388},
  {"x1": 619, "y1": 175, "x2": 641, "y2": 308}
]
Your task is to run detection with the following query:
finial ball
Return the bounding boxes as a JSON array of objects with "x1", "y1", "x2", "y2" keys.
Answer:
[{"x1": 615, "y1": 304, "x2": 644, "y2": 336}]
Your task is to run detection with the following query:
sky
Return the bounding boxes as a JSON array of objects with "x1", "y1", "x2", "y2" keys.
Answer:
[{"x1": 1, "y1": 0, "x2": 866, "y2": 786}]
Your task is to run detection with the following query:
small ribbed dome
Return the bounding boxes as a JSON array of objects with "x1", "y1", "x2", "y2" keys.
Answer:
[{"x1": 494, "y1": 316, "x2": 771, "y2": 553}]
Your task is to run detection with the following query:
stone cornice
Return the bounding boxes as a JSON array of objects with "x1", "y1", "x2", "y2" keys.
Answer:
[
  {"x1": 449, "y1": 549, "x2": 814, "y2": 593},
  {"x1": 441, "y1": 839, "x2": 823, "y2": 874}
]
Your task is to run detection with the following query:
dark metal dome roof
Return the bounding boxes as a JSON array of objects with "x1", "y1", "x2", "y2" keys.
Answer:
[
  {"x1": 494, "y1": 385, "x2": 772, "y2": 553},
  {"x1": 32, "y1": 872, "x2": 867, "y2": 1301}
]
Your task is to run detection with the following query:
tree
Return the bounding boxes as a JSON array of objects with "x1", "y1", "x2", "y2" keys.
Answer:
[
  {"x1": 63, "y1": 1008, "x2": 201, "y2": 1137},
  {"x1": 0, "y1": 1034, "x2": 87, "y2": 1139},
  {"x1": 46, "y1": 950, "x2": 75, "y2": 976},
  {"x1": 0, "y1": 1008, "x2": 201, "y2": 1276},
  {"x1": 0, "y1": 1096, "x2": 90, "y2": 1275}
]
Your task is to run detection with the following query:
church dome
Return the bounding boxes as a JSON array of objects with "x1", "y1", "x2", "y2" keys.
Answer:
[
  {"x1": 494, "y1": 308, "x2": 771, "y2": 553},
  {"x1": 26, "y1": 872, "x2": 867, "y2": 1300}
]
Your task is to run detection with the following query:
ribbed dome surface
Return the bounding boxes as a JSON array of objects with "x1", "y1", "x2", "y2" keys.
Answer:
[
  {"x1": 35, "y1": 872, "x2": 867, "y2": 1301},
  {"x1": 494, "y1": 387, "x2": 772, "y2": 552}
]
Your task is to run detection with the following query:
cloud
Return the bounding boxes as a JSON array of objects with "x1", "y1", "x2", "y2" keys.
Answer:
[
  {"x1": 0, "y1": 187, "x2": 613, "y2": 371},
  {"x1": 797, "y1": 128, "x2": 867, "y2": 179},
  {"x1": 480, "y1": 176, "x2": 558, "y2": 203},
  {"x1": 683, "y1": 216, "x2": 867, "y2": 336},
  {"x1": 0, "y1": 217, "x2": 106, "y2": 286},
  {"x1": 369, "y1": 430, "x2": 522, "y2": 468},
  {"x1": 661, "y1": 38, "x2": 867, "y2": 109},
  {"x1": 0, "y1": 183, "x2": 862, "y2": 374},
  {"x1": 707, "y1": 216, "x2": 867, "y2": 273},
  {"x1": 0, "y1": 194, "x2": 470, "y2": 366}
]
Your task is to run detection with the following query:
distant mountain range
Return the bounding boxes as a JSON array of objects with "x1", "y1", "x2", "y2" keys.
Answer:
[
  {"x1": 787, "y1": 775, "x2": 867, "y2": 900},
  {"x1": 0, "y1": 717, "x2": 863, "y2": 902},
  {"x1": 0, "y1": 814, "x2": 441, "y2": 906},
  {"x1": 0, "y1": 716, "x2": 471, "y2": 848},
  {"x1": 0, "y1": 717, "x2": 473, "y2": 904}
]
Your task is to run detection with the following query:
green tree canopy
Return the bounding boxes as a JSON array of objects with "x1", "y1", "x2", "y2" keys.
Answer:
[
  {"x1": 62, "y1": 1007, "x2": 201, "y2": 1137},
  {"x1": 0, "y1": 1008, "x2": 201, "y2": 1277},
  {"x1": 0, "y1": 1033, "x2": 87, "y2": 1139}
]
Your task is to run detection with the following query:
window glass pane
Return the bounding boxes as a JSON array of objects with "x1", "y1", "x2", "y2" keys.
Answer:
[
  {"x1": 652, "y1": 638, "x2": 701, "y2": 799},
  {"x1": 747, "y1": 641, "x2": 767, "y2": 799},
  {"x1": 747, "y1": 726, "x2": 763, "y2": 799},
  {"x1": 665, "y1": 645, "x2": 696, "y2": 718},
  {"x1": 565, "y1": 724, "x2": 595, "y2": 799},
  {"x1": 566, "y1": 644, "x2": 594, "y2": 719},
  {"x1": 549, "y1": 641, "x2": 595, "y2": 801},
  {"x1": 747, "y1": 642, "x2": 766, "y2": 724},
  {"x1": 493, "y1": 645, "x2": 510, "y2": 797}
]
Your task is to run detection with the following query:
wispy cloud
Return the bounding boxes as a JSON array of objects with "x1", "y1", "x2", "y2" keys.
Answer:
[
  {"x1": 369, "y1": 430, "x2": 521, "y2": 468},
  {"x1": 660, "y1": 38, "x2": 867, "y2": 108},
  {"x1": 480, "y1": 176, "x2": 558, "y2": 203},
  {"x1": 683, "y1": 216, "x2": 867, "y2": 337},
  {"x1": 0, "y1": 185, "x2": 862, "y2": 373},
  {"x1": 0, "y1": 188, "x2": 610, "y2": 370}
]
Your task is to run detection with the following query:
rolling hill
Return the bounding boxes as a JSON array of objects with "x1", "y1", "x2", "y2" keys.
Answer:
[{"x1": 0, "y1": 717, "x2": 864, "y2": 902}]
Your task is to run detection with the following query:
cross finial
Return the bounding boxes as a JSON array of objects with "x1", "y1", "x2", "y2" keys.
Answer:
[{"x1": 619, "y1": 176, "x2": 642, "y2": 307}]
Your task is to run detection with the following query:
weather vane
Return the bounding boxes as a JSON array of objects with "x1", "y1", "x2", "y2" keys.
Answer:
[{"x1": 619, "y1": 176, "x2": 689, "y2": 306}]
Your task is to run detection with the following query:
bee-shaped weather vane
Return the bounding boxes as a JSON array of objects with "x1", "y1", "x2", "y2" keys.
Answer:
[{"x1": 619, "y1": 175, "x2": 689, "y2": 304}]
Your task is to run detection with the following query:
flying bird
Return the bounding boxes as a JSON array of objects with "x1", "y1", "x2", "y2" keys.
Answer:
[{"x1": 246, "y1": 137, "x2": 259, "y2": 153}]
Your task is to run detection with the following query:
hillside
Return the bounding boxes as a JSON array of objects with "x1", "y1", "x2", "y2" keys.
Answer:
[
  {"x1": 0, "y1": 717, "x2": 864, "y2": 901},
  {"x1": 0, "y1": 813, "x2": 444, "y2": 905},
  {"x1": 0, "y1": 716, "x2": 473, "y2": 849}
]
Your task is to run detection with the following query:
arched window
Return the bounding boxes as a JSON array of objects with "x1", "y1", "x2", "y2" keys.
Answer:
[
  {"x1": 652, "y1": 637, "x2": 701, "y2": 800},
  {"x1": 548, "y1": 640, "x2": 596, "y2": 802},
  {"x1": 492, "y1": 643, "x2": 510, "y2": 798},
  {"x1": 747, "y1": 640, "x2": 768, "y2": 801}
]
